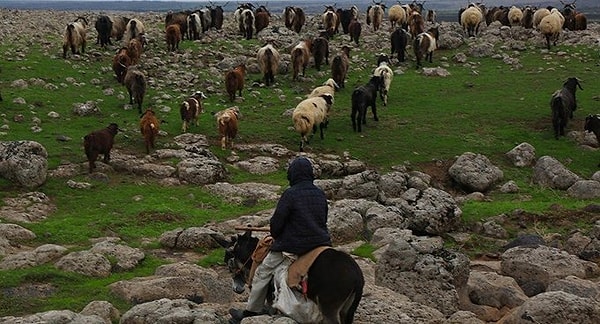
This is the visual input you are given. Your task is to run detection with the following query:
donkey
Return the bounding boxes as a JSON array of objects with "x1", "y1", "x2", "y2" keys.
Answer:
[{"x1": 212, "y1": 231, "x2": 364, "y2": 324}]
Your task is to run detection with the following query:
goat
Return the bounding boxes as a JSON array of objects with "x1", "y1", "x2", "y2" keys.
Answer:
[
  {"x1": 311, "y1": 37, "x2": 329, "y2": 71},
  {"x1": 348, "y1": 18, "x2": 362, "y2": 46},
  {"x1": 257, "y1": 43, "x2": 280, "y2": 86},
  {"x1": 283, "y1": 6, "x2": 305, "y2": 33},
  {"x1": 199, "y1": 8, "x2": 213, "y2": 33},
  {"x1": 337, "y1": 7, "x2": 355, "y2": 34},
  {"x1": 540, "y1": 8, "x2": 565, "y2": 50},
  {"x1": 562, "y1": 2, "x2": 587, "y2": 31},
  {"x1": 585, "y1": 114, "x2": 600, "y2": 167},
  {"x1": 373, "y1": 55, "x2": 393, "y2": 106},
  {"x1": 427, "y1": 9, "x2": 437, "y2": 23},
  {"x1": 521, "y1": 6, "x2": 534, "y2": 28},
  {"x1": 181, "y1": 91, "x2": 207, "y2": 133},
  {"x1": 408, "y1": 11, "x2": 425, "y2": 40},
  {"x1": 216, "y1": 106, "x2": 241, "y2": 150},
  {"x1": 83, "y1": 123, "x2": 119, "y2": 173},
  {"x1": 139, "y1": 108, "x2": 160, "y2": 154},
  {"x1": 241, "y1": 8, "x2": 255, "y2": 40},
  {"x1": 187, "y1": 12, "x2": 201, "y2": 40},
  {"x1": 225, "y1": 64, "x2": 246, "y2": 101},
  {"x1": 123, "y1": 65, "x2": 147, "y2": 114},
  {"x1": 110, "y1": 16, "x2": 130, "y2": 42},
  {"x1": 414, "y1": 26, "x2": 439, "y2": 69},
  {"x1": 331, "y1": 45, "x2": 351, "y2": 89},
  {"x1": 322, "y1": 5, "x2": 338, "y2": 38},
  {"x1": 461, "y1": 4, "x2": 484, "y2": 37},
  {"x1": 209, "y1": 5, "x2": 224, "y2": 30},
  {"x1": 95, "y1": 15, "x2": 113, "y2": 47},
  {"x1": 62, "y1": 16, "x2": 88, "y2": 58},
  {"x1": 367, "y1": 2, "x2": 386, "y2": 32},
  {"x1": 308, "y1": 78, "x2": 339, "y2": 99},
  {"x1": 351, "y1": 75, "x2": 383, "y2": 132},
  {"x1": 165, "y1": 11, "x2": 188, "y2": 41},
  {"x1": 291, "y1": 40, "x2": 311, "y2": 81},
  {"x1": 165, "y1": 24, "x2": 181, "y2": 52},
  {"x1": 254, "y1": 11, "x2": 270, "y2": 36},
  {"x1": 234, "y1": 3, "x2": 254, "y2": 35},
  {"x1": 389, "y1": 4, "x2": 408, "y2": 30},
  {"x1": 292, "y1": 94, "x2": 334, "y2": 152},
  {"x1": 123, "y1": 18, "x2": 145, "y2": 45},
  {"x1": 551, "y1": 77, "x2": 582, "y2": 139},
  {"x1": 126, "y1": 36, "x2": 143, "y2": 65},
  {"x1": 112, "y1": 47, "x2": 131, "y2": 84},
  {"x1": 390, "y1": 27, "x2": 409, "y2": 63},
  {"x1": 508, "y1": 6, "x2": 523, "y2": 26}
]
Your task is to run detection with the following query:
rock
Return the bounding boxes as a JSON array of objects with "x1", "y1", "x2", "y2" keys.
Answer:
[
  {"x1": 0, "y1": 141, "x2": 48, "y2": 188},
  {"x1": 90, "y1": 238, "x2": 145, "y2": 271},
  {"x1": 400, "y1": 187, "x2": 462, "y2": 235},
  {"x1": 80, "y1": 300, "x2": 121, "y2": 324},
  {"x1": 505, "y1": 142, "x2": 536, "y2": 167},
  {"x1": 532, "y1": 156, "x2": 580, "y2": 190},
  {"x1": 119, "y1": 298, "x2": 222, "y2": 324},
  {"x1": 0, "y1": 192, "x2": 55, "y2": 223},
  {"x1": 0, "y1": 310, "x2": 106, "y2": 324},
  {"x1": 449, "y1": 152, "x2": 503, "y2": 192},
  {"x1": 159, "y1": 227, "x2": 222, "y2": 250},
  {"x1": 567, "y1": 180, "x2": 600, "y2": 199},
  {"x1": 0, "y1": 244, "x2": 67, "y2": 270},
  {"x1": 55, "y1": 250, "x2": 112, "y2": 278}
]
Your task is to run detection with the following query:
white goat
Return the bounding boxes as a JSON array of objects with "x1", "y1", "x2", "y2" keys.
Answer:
[
  {"x1": 62, "y1": 17, "x2": 88, "y2": 58},
  {"x1": 373, "y1": 60, "x2": 393, "y2": 106},
  {"x1": 292, "y1": 94, "x2": 334, "y2": 152}
]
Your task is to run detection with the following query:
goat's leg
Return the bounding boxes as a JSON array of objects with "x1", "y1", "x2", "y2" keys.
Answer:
[{"x1": 372, "y1": 103, "x2": 379, "y2": 122}]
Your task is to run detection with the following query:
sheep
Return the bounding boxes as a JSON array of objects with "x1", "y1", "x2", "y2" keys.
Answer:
[
  {"x1": 539, "y1": 8, "x2": 565, "y2": 50},
  {"x1": 322, "y1": 5, "x2": 338, "y2": 38},
  {"x1": 388, "y1": 4, "x2": 407, "y2": 30},
  {"x1": 533, "y1": 7, "x2": 551, "y2": 29},
  {"x1": 308, "y1": 78, "x2": 339, "y2": 99},
  {"x1": 216, "y1": 106, "x2": 241, "y2": 150},
  {"x1": 83, "y1": 123, "x2": 119, "y2": 173},
  {"x1": 460, "y1": 4, "x2": 484, "y2": 37},
  {"x1": 225, "y1": 64, "x2": 246, "y2": 101},
  {"x1": 551, "y1": 77, "x2": 582, "y2": 139},
  {"x1": 112, "y1": 47, "x2": 131, "y2": 84},
  {"x1": 257, "y1": 42, "x2": 280, "y2": 86},
  {"x1": 187, "y1": 12, "x2": 201, "y2": 40},
  {"x1": 508, "y1": 6, "x2": 523, "y2": 27},
  {"x1": 165, "y1": 24, "x2": 181, "y2": 52},
  {"x1": 110, "y1": 16, "x2": 130, "y2": 42},
  {"x1": 348, "y1": 18, "x2": 362, "y2": 46},
  {"x1": 139, "y1": 108, "x2": 160, "y2": 154},
  {"x1": 291, "y1": 40, "x2": 311, "y2": 81},
  {"x1": 180, "y1": 91, "x2": 207, "y2": 133},
  {"x1": 351, "y1": 75, "x2": 383, "y2": 132},
  {"x1": 123, "y1": 18, "x2": 145, "y2": 44},
  {"x1": 123, "y1": 65, "x2": 147, "y2": 114},
  {"x1": 331, "y1": 45, "x2": 351, "y2": 89},
  {"x1": 311, "y1": 36, "x2": 329, "y2": 71},
  {"x1": 408, "y1": 11, "x2": 425, "y2": 40},
  {"x1": 254, "y1": 11, "x2": 270, "y2": 35},
  {"x1": 367, "y1": 2, "x2": 386, "y2": 32},
  {"x1": 390, "y1": 27, "x2": 409, "y2": 63},
  {"x1": 164, "y1": 11, "x2": 188, "y2": 40},
  {"x1": 414, "y1": 26, "x2": 439, "y2": 69},
  {"x1": 292, "y1": 94, "x2": 334, "y2": 151},
  {"x1": 62, "y1": 16, "x2": 88, "y2": 58},
  {"x1": 95, "y1": 15, "x2": 113, "y2": 47},
  {"x1": 373, "y1": 55, "x2": 393, "y2": 106}
]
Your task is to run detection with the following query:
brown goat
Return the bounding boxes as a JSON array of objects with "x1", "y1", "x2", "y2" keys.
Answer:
[
  {"x1": 331, "y1": 45, "x2": 351, "y2": 89},
  {"x1": 225, "y1": 64, "x2": 246, "y2": 101},
  {"x1": 126, "y1": 37, "x2": 143, "y2": 65},
  {"x1": 123, "y1": 65, "x2": 147, "y2": 114},
  {"x1": 216, "y1": 106, "x2": 241, "y2": 150},
  {"x1": 284, "y1": 6, "x2": 305, "y2": 33},
  {"x1": 112, "y1": 47, "x2": 131, "y2": 84},
  {"x1": 409, "y1": 11, "x2": 425, "y2": 40},
  {"x1": 180, "y1": 91, "x2": 206, "y2": 133},
  {"x1": 165, "y1": 24, "x2": 181, "y2": 52},
  {"x1": 165, "y1": 11, "x2": 188, "y2": 40},
  {"x1": 311, "y1": 37, "x2": 329, "y2": 71},
  {"x1": 62, "y1": 16, "x2": 88, "y2": 58},
  {"x1": 348, "y1": 18, "x2": 362, "y2": 45},
  {"x1": 254, "y1": 11, "x2": 270, "y2": 35},
  {"x1": 139, "y1": 108, "x2": 160, "y2": 154},
  {"x1": 110, "y1": 16, "x2": 130, "y2": 42},
  {"x1": 291, "y1": 40, "x2": 311, "y2": 81},
  {"x1": 83, "y1": 123, "x2": 119, "y2": 173}
]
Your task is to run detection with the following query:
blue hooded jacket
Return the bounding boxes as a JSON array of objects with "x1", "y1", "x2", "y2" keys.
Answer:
[{"x1": 269, "y1": 157, "x2": 332, "y2": 255}]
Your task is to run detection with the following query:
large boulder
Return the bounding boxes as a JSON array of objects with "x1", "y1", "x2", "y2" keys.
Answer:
[
  {"x1": 400, "y1": 187, "x2": 462, "y2": 235},
  {"x1": 0, "y1": 141, "x2": 48, "y2": 188},
  {"x1": 448, "y1": 152, "x2": 503, "y2": 192},
  {"x1": 119, "y1": 298, "x2": 222, "y2": 324},
  {"x1": 532, "y1": 156, "x2": 580, "y2": 190},
  {"x1": 0, "y1": 244, "x2": 67, "y2": 270},
  {"x1": 55, "y1": 251, "x2": 112, "y2": 278},
  {"x1": 567, "y1": 180, "x2": 600, "y2": 199}
]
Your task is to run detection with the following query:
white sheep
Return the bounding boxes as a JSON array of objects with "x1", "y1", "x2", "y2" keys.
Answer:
[
  {"x1": 460, "y1": 5, "x2": 484, "y2": 37},
  {"x1": 292, "y1": 94, "x2": 334, "y2": 152},
  {"x1": 62, "y1": 17, "x2": 88, "y2": 58},
  {"x1": 308, "y1": 78, "x2": 339, "y2": 99},
  {"x1": 508, "y1": 6, "x2": 523, "y2": 26},
  {"x1": 373, "y1": 60, "x2": 393, "y2": 107},
  {"x1": 533, "y1": 8, "x2": 551, "y2": 29},
  {"x1": 539, "y1": 8, "x2": 565, "y2": 50},
  {"x1": 388, "y1": 4, "x2": 407, "y2": 30}
]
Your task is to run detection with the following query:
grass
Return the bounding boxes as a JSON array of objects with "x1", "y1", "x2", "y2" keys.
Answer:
[{"x1": 1, "y1": 17, "x2": 599, "y2": 318}]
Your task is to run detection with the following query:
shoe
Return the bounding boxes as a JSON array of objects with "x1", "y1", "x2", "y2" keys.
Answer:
[{"x1": 229, "y1": 308, "x2": 259, "y2": 324}]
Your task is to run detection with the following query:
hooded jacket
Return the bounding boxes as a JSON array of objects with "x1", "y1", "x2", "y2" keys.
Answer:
[{"x1": 269, "y1": 157, "x2": 332, "y2": 255}]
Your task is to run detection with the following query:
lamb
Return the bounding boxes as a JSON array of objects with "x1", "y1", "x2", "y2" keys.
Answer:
[
  {"x1": 257, "y1": 43, "x2": 280, "y2": 86},
  {"x1": 83, "y1": 123, "x2": 119, "y2": 173},
  {"x1": 539, "y1": 8, "x2": 565, "y2": 50},
  {"x1": 62, "y1": 17, "x2": 88, "y2": 58},
  {"x1": 460, "y1": 4, "x2": 484, "y2": 37},
  {"x1": 216, "y1": 106, "x2": 241, "y2": 150},
  {"x1": 112, "y1": 47, "x2": 131, "y2": 84},
  {"x1": 373, "y1": 55, "x2": 393, "y2": 106},
  {"x1": 165, "y1": 24, "x2": 181, "y2": 52},
  {"x1": 308, "y1": 78, "x2": 339, "y2": 99},
  {"x1": 180, "y1": 91, "x2": 207, "y2": 133},
  {"x1": 123, "y1": 65, "x2": 147, "y2": 114},
  {"x1": 551, "y1": 77, "x2": 582, "y2": 139},
  {"x1": 225, "y1": 64, "x2": 246, "y2": 101},
  {"x1": 292, "y1": 94, "x2": 334, "y2": 152},
  {"x1": 139, "y1": 108, "x2": 160, "y2": 154},
  {"x1": 291, "y1": 40, "x2": 311, "y2": 81},
  {"x1": 351, "y1": 75, "x2": 383, "y2": 132},
  {"x1": 331, "y1": 45, "x2": 351, "y2": 89}
]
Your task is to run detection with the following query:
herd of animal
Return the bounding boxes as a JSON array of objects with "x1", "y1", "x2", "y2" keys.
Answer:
[{"x1": 61, "y1": 0, "x2": 598, "y2": 172}]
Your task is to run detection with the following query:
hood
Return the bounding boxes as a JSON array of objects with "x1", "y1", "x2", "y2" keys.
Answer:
[{"x1": 287, "y1": 157, "x2": 314, "y2": 186}]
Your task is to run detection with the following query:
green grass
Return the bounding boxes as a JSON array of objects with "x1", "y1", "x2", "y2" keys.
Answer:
[{"x1": 1, "y1": 20, "x2": 599, "y2": 318}]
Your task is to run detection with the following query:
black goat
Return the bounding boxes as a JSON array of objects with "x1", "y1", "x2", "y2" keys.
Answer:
[
  {"x1": 551, "y1": 77, "x2": 582, "y2": 139},
  {"x1": 390, "y1": 28, "x2": 408, "y2": 63},
  {"x1": 351, "y1": 75, "x2": 383, "y2": 132},
  {"x1": 95, "y1": 15, "x2": 113, "y2": 47},
  {"x1": 584, "y1": 114, "x2": 600, "y2": 167}
]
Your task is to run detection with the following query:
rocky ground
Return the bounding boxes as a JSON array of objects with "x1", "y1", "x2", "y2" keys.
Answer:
[{"x1": 1, "y1": 7, "x2": 600, "y2": 324}]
